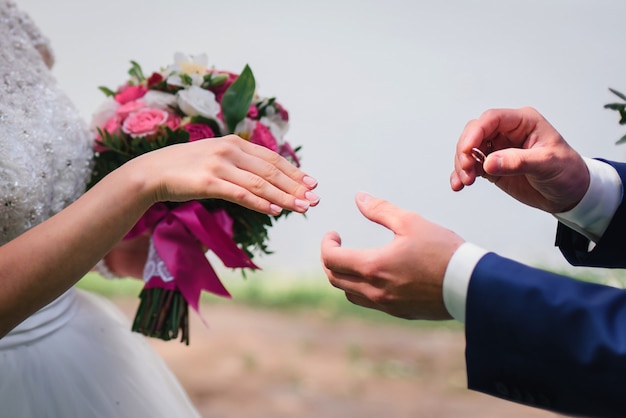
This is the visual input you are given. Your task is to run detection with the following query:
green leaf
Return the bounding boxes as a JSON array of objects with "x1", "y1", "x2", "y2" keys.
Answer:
[
  {"x1": 609, "y1": 88, "x2": 626, "y2": 102},
  {"x1": 204, "y1": 73, "x2": 228, "y2": 88},
  {"x1": 98, "y1": 86, "x2": 116, "y2": 97},
  {"x1": 180, "y1": 73, "x2": 193, "y2": 86},
  {"x1": 221, "y1": 64, "x2": 256, "y2": 133},
  {"x1": 128, "y1": 60, "x2": 145, "y2": 82},
  {"x1": 616, "y1": 133, "x2": 626, "y2": 145}
]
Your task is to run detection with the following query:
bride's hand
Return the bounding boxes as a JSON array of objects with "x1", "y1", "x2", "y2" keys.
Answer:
[{"x1": 127, "y1": 135, "x2": 319, "y2": 215}]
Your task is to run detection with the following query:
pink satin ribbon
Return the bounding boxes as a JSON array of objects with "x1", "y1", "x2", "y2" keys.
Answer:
[{"x1": 126, "y1": 201, "x2": 259, "y2": 315}]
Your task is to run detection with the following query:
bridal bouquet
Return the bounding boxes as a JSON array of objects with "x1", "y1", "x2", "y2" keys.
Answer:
[{"x1": 88, "y1": 53, "x2": 301, "y2": 344}]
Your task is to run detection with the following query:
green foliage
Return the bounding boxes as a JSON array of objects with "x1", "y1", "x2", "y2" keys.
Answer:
[
  {"x1": 88, "y1": 127, "x2": 190, "y2": 188},
  {"x1": 128, "y1": 60, "x2": 145, "y2": 83},
  {"x1": 604, "y1": 87, "x2": 626, "y2": 144}
]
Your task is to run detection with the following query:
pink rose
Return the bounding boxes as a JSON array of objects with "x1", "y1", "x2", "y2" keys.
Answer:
[
  {"x1": 164, "y1": 112, "x2": 181, "y2": 131},
  {"x1": 250, "y1": 122, "x2": 278, "y2": 152},
  {"x1": 94, "y1": 115, "x2": 123, "y2": 152},
  {"x1": 184, "y1": 123, "x2": 215, "y2": 141},
  {"x1": 115, "y1": 85, "x2": 148, "y2": 104},
  {"x1": 122, "y1": 108, "x2": 168, "y2": 138},
  {"x1": 116, "y1": 100, "x2": 146, "y2": 118},
  {"x1": 102, "y1": 114, "x2": 123, "y2": 134}
]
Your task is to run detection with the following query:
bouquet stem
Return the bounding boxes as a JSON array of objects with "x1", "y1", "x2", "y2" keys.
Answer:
[{"x1": 131, "y1": 288, "x2": 190, "y2": 345}]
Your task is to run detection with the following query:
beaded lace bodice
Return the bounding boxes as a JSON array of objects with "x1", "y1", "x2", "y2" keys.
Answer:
[{"x1": 0, "y1": 0, "x2": 93, "y2": 246}]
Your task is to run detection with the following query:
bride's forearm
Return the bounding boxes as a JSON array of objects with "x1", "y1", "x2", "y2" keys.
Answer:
[
  {"x1": 0, "y1": 159, "x2": 154, "y2": 337},
  {"x1": 0, "y1": 136, "x2": 319, "y2": 337}
]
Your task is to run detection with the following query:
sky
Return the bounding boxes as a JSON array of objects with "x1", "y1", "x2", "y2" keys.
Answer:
[{"x1": 17, "y1": 0, "x2": 626, "y2": 277}]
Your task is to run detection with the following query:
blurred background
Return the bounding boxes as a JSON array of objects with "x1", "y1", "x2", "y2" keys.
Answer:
[
  {"x1": 19, "y1": 0, "x2": 626, "y2": 276},
  {"x1": 18, "y1": 0, "x2": 626, "y2": 273},
  {"x1": 17, "y1": 0, "x2": 626, "y2": 416}
]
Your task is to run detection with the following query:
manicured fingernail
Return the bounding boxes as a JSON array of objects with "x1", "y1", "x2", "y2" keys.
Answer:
[
  {"x1": 270, "y1": 204, "x2": 283, "y2": 215},
  {"x1": 305, "y1": 191, "x2": 320, "y2": 204},
  {"x1": 303, "y1": 175, "x2": 317, "y2": 187},
  {"x1": 295, "y1": 199, "x2": 310, "y2": 211}
]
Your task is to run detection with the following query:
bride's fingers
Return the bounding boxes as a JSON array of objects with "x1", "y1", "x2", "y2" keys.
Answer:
[
  {"x1": 208, "y1": 177, "x2": 302, "y2": 215},
  {"x1": 232, "y1": 136, "x2": 316, "y2": 188},
  {"x1": 233, "y1": 152, "x2": 319, "y2": 206},
  {"x1": 215, "y1": 136, "x2": 320, "y2": 206},
  {"x1": 236, "y1": 170, "x2": 314, "y2": 213},
  {"x1": 213, "y1": 163, "x2": 316, "y2": 214}
]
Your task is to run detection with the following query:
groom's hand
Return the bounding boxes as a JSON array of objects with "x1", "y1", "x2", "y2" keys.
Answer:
[
  {"x1": 321, "y1": 193, "x2": 463, "y2": 320},
  {"x1": 450, "y1": 107, "x2": 589, "y2": 214}
]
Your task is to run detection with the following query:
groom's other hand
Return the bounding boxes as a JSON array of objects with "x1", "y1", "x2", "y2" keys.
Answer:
[{"x1": 321, "y1": 193, "x2": 463, "y2": 320}]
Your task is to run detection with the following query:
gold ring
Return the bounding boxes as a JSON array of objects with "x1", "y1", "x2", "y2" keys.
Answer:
[{"x1": 471, "y1": 147, "x2": 487, "y2": 164}]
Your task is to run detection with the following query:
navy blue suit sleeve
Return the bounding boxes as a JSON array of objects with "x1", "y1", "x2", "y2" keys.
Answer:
[
  {"x1": 466, "y1": 253, "x2": 626, "y2": 417},
  {"x1": 557, "y1": 159, "x2": 626, "y2": 268}
]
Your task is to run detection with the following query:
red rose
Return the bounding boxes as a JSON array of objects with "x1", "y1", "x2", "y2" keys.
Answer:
[
  {"x1": 210, "y1": 71, "x2": 238, "y2": 102},
  {"x1": 250, "y1": 122, "x2": 277, "y2": 152},
  {"x1": 184, "y1": 123, "x2": 215, "y2": 142},
  {"x1": 147, "y1": 72, "x2": 164, "y2": 87},
  {"x1": 247, "y1": 105, "x2": 259, "y2": 119},
  {"x1": 274, "y1": 101, "x2": 289, "y2": 121},
  {"x1": 279, "y1": 142, "x2": 300, "y2": 167}
]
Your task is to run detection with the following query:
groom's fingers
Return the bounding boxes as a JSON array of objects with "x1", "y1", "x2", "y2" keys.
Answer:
[
  {"x1": 345, "y1": 292, "x2": 379, "y2": 310},
  {"x1": 321, "y1": 232, "x2": 373, "y2": 277}
]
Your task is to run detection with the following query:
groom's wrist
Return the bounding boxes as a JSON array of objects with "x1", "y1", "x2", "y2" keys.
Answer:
[{"x1": 442, "y1": 242, "x2": 488, "y2": 323}]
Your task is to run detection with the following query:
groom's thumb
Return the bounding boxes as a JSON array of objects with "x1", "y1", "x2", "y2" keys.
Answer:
[
  {"x1": 484, "y1": 148, "x2": 543, "y2": 177},
  {"x1": 355, "y1": 192, "x2": 402, "y2": 231}
]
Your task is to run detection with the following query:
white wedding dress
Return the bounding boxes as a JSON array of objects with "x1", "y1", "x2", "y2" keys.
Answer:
[{"x1": 0, "y1": 2, "x2": 201, "y2": 417}]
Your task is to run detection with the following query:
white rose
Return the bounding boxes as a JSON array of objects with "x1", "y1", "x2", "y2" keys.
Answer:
[
  {"x1": 142, "y1": 90, "x2": 178, "y2": 111},
  {"x1": 177, "y1": 85, "x2": 221, "y2": 119}
]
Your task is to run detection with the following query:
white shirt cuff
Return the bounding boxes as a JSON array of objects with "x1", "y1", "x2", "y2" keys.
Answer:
[
  {"x1": 442, "y1": 242, "x2": 488, "y2": 323},
  {"x1": 554, "y1": 157, "x2": 622, "y2": 243}
]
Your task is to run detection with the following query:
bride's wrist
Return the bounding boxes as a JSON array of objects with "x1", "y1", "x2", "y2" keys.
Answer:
[{"x1": 116, "y1": 156, "x2": 160, "y2": 206}]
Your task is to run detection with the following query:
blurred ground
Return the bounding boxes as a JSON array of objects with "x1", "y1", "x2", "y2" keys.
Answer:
[{"x1": 113, "y1": 298, "x2": 562, "y2": 418}]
